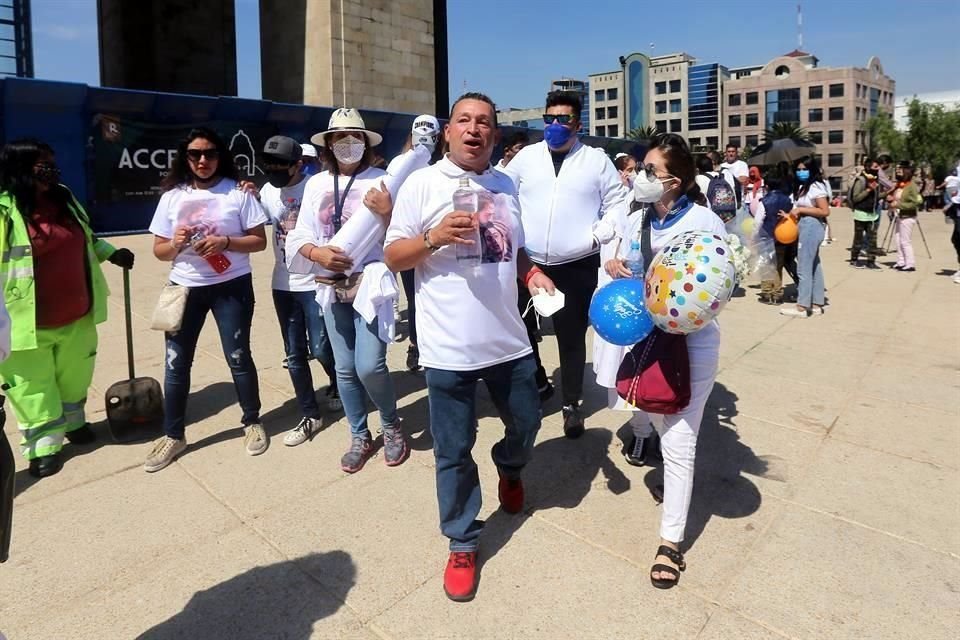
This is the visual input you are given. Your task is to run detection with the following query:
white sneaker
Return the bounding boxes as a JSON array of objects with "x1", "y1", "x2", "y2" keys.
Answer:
[
  {"x1": 953, "y1": 270, "x2": 960, "y2": 284},
  {"x1": 779, "y1": 306, "x2": 809, "y2": 318},
  {"x1": 144, "y1": 436, "x2": 187, "y2": 473},
  {"x1": 243, "y1": 423, "x2": 269, "y2": 456},
  {"x1": 283, "y1": 417, "x2": 321, "y2": 447},
  {"x1": 811, "y1": 306, "x2": 824, "y2": 316}
]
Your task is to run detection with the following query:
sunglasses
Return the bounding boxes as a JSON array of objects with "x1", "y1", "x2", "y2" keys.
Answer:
[
  {"x1": 542, "y1": 114, "x2": 575, "y2": 125},
  {"x1": 186, "y1": 148, "x2": 220, "y2": 161}
]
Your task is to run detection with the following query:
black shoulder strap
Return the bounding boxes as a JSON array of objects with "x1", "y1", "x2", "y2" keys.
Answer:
[
  {"x1": 331, "y1": 172, "x2": 358, "y2": 234},
  {"x1": 640, "y1": 205, "x2": 655, "y2": 268}
]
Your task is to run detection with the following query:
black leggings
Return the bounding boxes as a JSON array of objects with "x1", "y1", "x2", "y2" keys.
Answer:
[{"x1": 400, "y1": 269, "x2": 417, "y2": 347}]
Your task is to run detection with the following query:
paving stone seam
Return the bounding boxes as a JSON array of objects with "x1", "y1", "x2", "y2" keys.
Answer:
[
  {"x1": 696, "y1": 603, "x2": 797, "y2": 640},
  {"x1": 13, "y1": 461, "x2": 144, "y2": 508},
  {"x1": 173, "y1": 457, "x2": 368, "y2": 622},
  {"x1": 767, "y1": 494, "x2": 960, "y2": 561},
  {"x1": 826, "y1": 433, "x2": 957, "y2": 471}
]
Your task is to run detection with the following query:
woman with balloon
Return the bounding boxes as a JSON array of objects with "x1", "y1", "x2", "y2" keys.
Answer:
[{"x1": 590, "y1": 133, "x2": 730, "y2": 590}]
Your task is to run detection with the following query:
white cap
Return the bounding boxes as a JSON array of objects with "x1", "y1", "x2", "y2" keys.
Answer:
[
  {"x1": 300, "y1": 143, "x2": 318, "y2": 158},
  {"x1": 615, "y1": 152, "x2": 629, "y2": 160},
  {"x1": 412, "y1": 114, "x2": 440, "y2": 152}
]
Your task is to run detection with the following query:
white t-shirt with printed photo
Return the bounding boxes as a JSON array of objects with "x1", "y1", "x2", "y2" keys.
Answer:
[
  {"x1": 944, "y1": 175, "x2": 960, "y2": 204},
  {"x1": 385, "y1": 156, "x2": 532, "y2": 372},
  {"x1": 148, "y1": 178, "x2": 268, "y2": 287},
  {"x1": 259, "y1": 178, "x2": 315, "y2": 292},
  {"x1": 298, "y1": 166, "x2": 388, "y2": 268}
]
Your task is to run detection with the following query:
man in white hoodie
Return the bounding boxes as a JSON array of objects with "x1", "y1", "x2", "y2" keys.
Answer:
[
  {"x1": 384, "y1": 92, "x2": 556, "y2": 602},
  {"x1": 502, "y1": 90, "x2": 629, "y2": 438}
]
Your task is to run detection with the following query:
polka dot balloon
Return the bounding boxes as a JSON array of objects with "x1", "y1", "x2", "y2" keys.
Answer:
[{"x1": 644, "y1": 230, "x2": 736, "y2": 335}]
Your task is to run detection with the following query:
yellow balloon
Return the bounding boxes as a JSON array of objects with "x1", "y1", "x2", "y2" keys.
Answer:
[{"x1": 742, "y1": 218, "x2": 755, "y2": 235}]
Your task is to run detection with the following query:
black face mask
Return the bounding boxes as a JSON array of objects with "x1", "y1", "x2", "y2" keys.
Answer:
[
  {"x1": 266, "y1": 168, "x2": 292, "y2": 188},
  {"x1": 35, "y1": 164, "x2": 61, "y2": 186}
]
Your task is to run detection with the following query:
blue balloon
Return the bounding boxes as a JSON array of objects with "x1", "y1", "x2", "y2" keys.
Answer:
[{"x1": 589, "y1": 279, "x2": 655, "y2": 346}]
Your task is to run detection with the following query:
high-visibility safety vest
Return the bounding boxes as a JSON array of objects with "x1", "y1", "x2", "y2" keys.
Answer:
[{"x1": 0, "y1": 188, "x2": 115, "y2": 352}]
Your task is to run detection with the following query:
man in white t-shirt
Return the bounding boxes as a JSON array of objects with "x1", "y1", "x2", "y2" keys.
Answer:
[
  {"x1": 720, "y1": 144, "x2": 749, "y2": 207},
  {"x1": 259, "y1": 136, "x2": 340, "y2": 447},
  {"x1": 384, "y1": 92, "x2": 557, "y2": 603}
]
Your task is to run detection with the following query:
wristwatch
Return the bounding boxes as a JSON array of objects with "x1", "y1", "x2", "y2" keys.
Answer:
[{"x1": 423, "y1": 228, "x2": 440, "y2": 253}]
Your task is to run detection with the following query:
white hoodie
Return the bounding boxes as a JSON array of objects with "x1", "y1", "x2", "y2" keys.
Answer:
[{"x1": 501, "y1": 140, "x2": 629, "y2": 265}]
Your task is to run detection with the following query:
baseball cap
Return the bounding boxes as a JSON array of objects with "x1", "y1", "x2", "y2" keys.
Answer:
[
  {"x1": 300, "y1": 143, "x2": 318, "y2": 158},
  {"x1": 262, "y1": 136, "x2": 302, "y2": 164}
]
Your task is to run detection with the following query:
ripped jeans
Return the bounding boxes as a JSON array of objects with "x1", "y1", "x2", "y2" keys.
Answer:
[{"x1": 163, "y1": 273, "x2": 261, "y2": 439}]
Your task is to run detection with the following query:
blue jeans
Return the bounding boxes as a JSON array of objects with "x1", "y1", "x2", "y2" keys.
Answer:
[
  {"x1": 425, "y1": 355, "x2": 541, "y2": 551},
  {"x1": 797, "y1": 216, "x2": 826, "y2": 308},
  {"x1": 323, "y1": 301, "x2": 398, "y2": 437},
  {"x1": 272, "y1": 289, "x2": 336, "y2": 420},
  {"x1": 164, "y1": 274, "x2": 261, "y2": 439}
]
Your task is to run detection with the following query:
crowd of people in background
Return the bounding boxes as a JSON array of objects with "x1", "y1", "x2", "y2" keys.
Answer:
[{"x1": 1, "y1": 87, "x2": 958, "y2": 602}]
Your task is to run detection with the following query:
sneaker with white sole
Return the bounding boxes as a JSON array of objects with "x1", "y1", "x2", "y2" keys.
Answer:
[
  {"x1": 811, "y1": 306, "x2": 824, "y2": 316},
  {"x1": 243, "y1": 423, "x2": 269, "y2": 456},
  {"x1": 953, "y1": 270, "x2": 960, "y2": 284},
  {"x1": 144, "y1": 436, "x2": 187, "y2": 473},
  {"x1": 779, "y1": 306, "x2": 809, "y2": 318},
  {"x1": 283, "y1": 417, "x2": 321, "y2": 447}
]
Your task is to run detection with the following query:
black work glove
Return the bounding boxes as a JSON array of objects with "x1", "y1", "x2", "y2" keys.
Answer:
[{"x1": 108, "y1": 248, "x2": 135, "y2": 269}]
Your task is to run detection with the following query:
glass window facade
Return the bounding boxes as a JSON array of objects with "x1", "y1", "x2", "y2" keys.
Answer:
[
  {"x1": 765, "y1": 88, "x2": 801, "y2": 127},
  {"x1": 870, "y1": 87, "x2": 880, "y2": 116},
  {"x1": 688, "y1": 63, "x2": 721, "y2": 131}
]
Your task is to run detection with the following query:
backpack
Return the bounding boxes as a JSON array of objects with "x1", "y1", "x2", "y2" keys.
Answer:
[{"x1": 706, "y1": 170, "x2": 738, "y2": 222}]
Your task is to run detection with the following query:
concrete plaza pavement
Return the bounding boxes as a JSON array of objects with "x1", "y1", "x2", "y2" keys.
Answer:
[{"x1": 1, "y1": 208, "x2": 958, "y2": 639}]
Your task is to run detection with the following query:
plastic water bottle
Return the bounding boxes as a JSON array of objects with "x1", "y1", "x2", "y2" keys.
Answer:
[
  {"x1": 625, "y1": 239, "x2": 644, "y2": 279},
  {"x1": 451, "y1": 177, "x2": 481, "y2": 266},
  {"x1": 190, "y1": 227, "x2": 232, "y2": 274}
]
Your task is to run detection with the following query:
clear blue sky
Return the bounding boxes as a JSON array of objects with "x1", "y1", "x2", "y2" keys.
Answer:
[{"x1": 29, "y1": 0, "x2": 960, "y2": 109}]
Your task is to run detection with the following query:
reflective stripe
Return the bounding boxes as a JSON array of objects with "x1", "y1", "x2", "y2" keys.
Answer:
[
  {"x1": 19, "y1": 415, "x2": 67, "y2": 442},
  {"x1": 21, "y1": 434, "x2": 66, "y2": 460},
  {"x1": 7, "y1": 266, "x2": 34, "y2": 279},
  {"x1": 62, "y1": 400, "x2": 87, "y2": 412},
  {"x1": 1, "y1": 245, "x2": 32, "y2": 262}
]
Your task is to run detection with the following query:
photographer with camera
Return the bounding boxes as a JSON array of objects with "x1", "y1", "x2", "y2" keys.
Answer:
[{"x1": 848, "y1": 158, "x2": 883, "y2": 269}]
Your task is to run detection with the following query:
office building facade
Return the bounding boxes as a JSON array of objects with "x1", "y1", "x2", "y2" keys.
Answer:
[
  {"x1": 724, "y1": 52, "x2": 895, "y2": 191},
  {"x1": 0, "y1": 0, "x2": 32, "y2": 78}
]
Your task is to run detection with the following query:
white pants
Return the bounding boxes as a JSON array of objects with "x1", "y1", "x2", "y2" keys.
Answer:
[{"x1": 634, "y1": 336, "x2": 719, "y2": 543}]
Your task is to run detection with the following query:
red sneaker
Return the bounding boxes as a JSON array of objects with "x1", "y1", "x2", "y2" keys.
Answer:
[
  {"x1": 443, "y1": 551, "x2": 478, "y2": 602},
  {"x1": 497, "y1": 471, "x2": 524, "y2": 514}
]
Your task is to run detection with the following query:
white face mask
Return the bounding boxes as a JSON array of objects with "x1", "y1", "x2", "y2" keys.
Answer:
[
  {"x1": 633, "y1": 168, "x2": 670, "y2": 203},
  {"x1": 332, "y1": 135, "x2": 366, "y2": 165},
  {"x1": 522, "y1": 288, "x2": 566, "y2": 327}
]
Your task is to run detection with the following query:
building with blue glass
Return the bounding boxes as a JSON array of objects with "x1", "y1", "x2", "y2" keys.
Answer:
[{"x1": 0, "y1": 0, "x2": 32, "y2": 78}]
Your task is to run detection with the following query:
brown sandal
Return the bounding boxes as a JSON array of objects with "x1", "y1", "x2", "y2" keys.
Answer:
[{"x1": 650, "y1": 544, "x2": 686, "y2": 589}]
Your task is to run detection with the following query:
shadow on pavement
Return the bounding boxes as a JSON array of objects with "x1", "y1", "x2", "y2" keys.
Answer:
[
  {"x1": 639, "y1": 382, "x2": 769, "y2": 551},
  {"x1": 476, "y1": 428, "x2": 628, "y2": 590},
  {"x1": 135, "y1": 550, "x2": 355, "y2": 640}
]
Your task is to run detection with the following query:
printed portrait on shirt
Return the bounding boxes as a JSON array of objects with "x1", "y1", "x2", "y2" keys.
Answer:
[
  {"x1": 477, "y1": 191, "x2": 514, "y2": 264},
  {"x1": 273, "y1": 196, "x2": 301, "y2": 260},
  {"x1": 178, "y1": 197, "x2": 222, "y2": 238},
  {"x1": 314, "y1": 188, "x2": 363, "y2": 241}
]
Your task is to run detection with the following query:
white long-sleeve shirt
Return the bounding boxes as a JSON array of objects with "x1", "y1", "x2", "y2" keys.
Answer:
[{"x1": 501, "y1": 140, "x2": 629, "y2": 266}]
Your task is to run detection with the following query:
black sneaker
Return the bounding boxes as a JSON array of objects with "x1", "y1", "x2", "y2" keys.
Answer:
[
  {"x1": 622, "y1": 430, "x2": 661, "y2": 467},
  {"x1": 865, "y1": 263, "x2": 881, "y2": 270},
  {"x1": 562, "y1": 404, "x2": 584, "y2": 439},
  {"x1": 854, "y1": 261, "x2": 867, "y2": 269},
  {"x1": 406, "y1": 345, "x2": 421, "y2": 372},
  {"x1": 538, "y1": 381, "x2": 555, "y2": 403}
]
